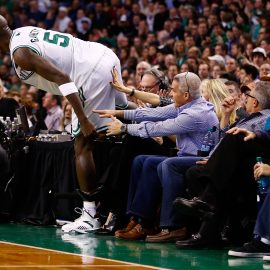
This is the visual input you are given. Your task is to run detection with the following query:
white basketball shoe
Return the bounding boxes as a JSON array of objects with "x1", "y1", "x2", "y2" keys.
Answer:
[{"x1": 61, "y1": 207, "x2": 101, "y2": 234}]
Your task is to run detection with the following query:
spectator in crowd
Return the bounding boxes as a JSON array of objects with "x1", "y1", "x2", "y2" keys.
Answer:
[
  {"x1": 94, "y1": 72, "x2": 218, "y2": 240},
  {"x1": 225, "y1": 58, "x2": 238, "y2": 78},
  {"x1": 224, "y1": 80, "x2": 247, "y2": 120},
  {"x1": 167, "y1": 64, "x2": 179, "y2": 83},
  {"x1": 208, "y1": 54, "x2": 225, "y2": 70},
  {"x1": 259, "y1": 63, "x2": 270, "y2": 78},
  {"x1": 239, "y1": 64, "x2": 259, "y2": 85},
  {"x1": 211, "y1": 64, "x2": 223, "y2": 79},
  {"x1": 198, "y1": 63, "x2": 210, "y2": 80},
  {"x1": 200, "y1": 79, "x2": 236, "y2": 124},
  {"x1": 252, "y1": 47, "x2": 267, "y2": 69},
  {"x1": 52, "y1": 6, "x2": 71, "y2": 32},
  {"x1": 174, "y1": 80, "x2": 270, "y2": 249},
  {"x1": 60, "y1": 102, "x2": 72, "y2": 134},
  {"x1": 229, "y1": 154, "x2": 270, "y2": 258},
  {"x1": 135, "y1": 61, "x2": 151, "y2": 88},
  {"x1": 42, "y1": 93, "x2": 63, "y2": 132}
]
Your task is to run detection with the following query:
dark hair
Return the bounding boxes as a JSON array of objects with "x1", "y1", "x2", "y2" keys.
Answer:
[
  {"x1": 224, "y1": 80, "x2": 240, "y2": 92},
  {"x1": 241, "y1": 64, "x2": 259, "y2": 80},
  {"x1": 52, "y1": 95, "x2": 62, "y2": 106},
  {"x1": 220, "y1": 72, "x2": 239, "y2": 82},
  {"x1": 142, "y1": 68, "x2": 170, "y2": 90}
]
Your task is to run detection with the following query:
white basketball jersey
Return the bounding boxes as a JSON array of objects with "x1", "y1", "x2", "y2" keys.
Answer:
[
  {"x1": 9, "y1": 26, "x2": 106, "y2": 95},
  {"x1": 9, "y1": 26, "x2": 128, "y2": 133}
]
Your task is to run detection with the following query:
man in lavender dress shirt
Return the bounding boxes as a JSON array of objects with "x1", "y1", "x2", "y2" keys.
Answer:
[{"x1": 94, "y1": 72, "x2": 219, "y2": 241}]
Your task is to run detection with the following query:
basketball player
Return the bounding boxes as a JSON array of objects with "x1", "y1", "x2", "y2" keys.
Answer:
[{"x1": 0, "y1": 16, "x2": 128, "y2": 233}]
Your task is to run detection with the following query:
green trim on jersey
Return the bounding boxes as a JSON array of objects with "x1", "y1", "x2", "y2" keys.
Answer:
[
  {"x1": 11, "y1": 45, "x2": 41, "y2": 80},
  {"x1": 72, "y1": 123, "x2": 81, "y2": 137},
  {"x1": 78, "y1": 87, "x2": 86, "y2": 107}
]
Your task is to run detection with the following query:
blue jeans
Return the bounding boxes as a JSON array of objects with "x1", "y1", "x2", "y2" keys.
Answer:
[
  {"x1": 254, "y1": 192, "x2": 270, "y2": 241},
  {"x1": 126, "y1": 155, "x2": 201, "y2": 227}
]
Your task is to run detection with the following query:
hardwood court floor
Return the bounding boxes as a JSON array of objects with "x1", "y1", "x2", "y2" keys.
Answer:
[{"x1": 0, "y1": 223, "x2": 265, "y2": 269}]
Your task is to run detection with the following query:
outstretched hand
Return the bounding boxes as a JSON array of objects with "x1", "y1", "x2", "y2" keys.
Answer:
[
  {"x1": 226, "y1": 127, "x2": 256, "y2": 141},
  {"x1": 111, "y1": 67, "x2": 126, "y2": 92},
  {"x1": 106, "y1": 116, "x2": 123, "y2": 136},
  {"x1": 93, "y1": 109, "x2": 118, "y2": 118}
]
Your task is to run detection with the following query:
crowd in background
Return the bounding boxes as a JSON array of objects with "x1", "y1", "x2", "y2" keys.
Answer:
[
  {"x1": 0, "y1": 0, "x2": 270, "y2": 93},
  {"x1": 1, "y1": 0, "x2": 270, "y2": 257}
]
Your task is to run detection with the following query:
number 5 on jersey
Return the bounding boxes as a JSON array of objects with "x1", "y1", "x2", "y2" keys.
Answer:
[{"x1": 43, "y1": 31, "x2": 70, "y2": 48}]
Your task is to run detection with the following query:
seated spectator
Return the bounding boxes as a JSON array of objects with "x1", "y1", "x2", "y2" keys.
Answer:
[
  {"x1": 211, "y1": 64, "x2": 224, "y2": 79},
  {"x1": 94, "y1": 72, "x2": 218, "y2": 240},
  {"x1": 224, "y1": 80, "x2": 247, "y2": 120},
  {"x1": 208, "y1": 54, "x2": 225, "y2": 70},
  {"x1": 167, "y1": 64, "x2": 179, "y2": 84},
  {"x1": 52, "y1": 6, "x2": 71, "y2": 33},
  {"x1": 200, "y1": 79, "x2": 236, "y2": 124},
  {"x1": 42, "y1": 92, "x2": 63, "y2": 132},
  {"x1": 60, "y1": 102, "x2": 72, "y2": 133},
  {"x1": 252, "y1": 47, "x2": 267, "y2": 69},
  {"x1": 229, "y1": 159, "x2": 270, "y2": 258},
  {"x1": 259, "y1": 63, "x2": 270, "y2": 78},
  {"x1": 111, "y1": 67, "x2": 172, "y2": 108},
  {"x1": 135, "y1": 61, "x2": 151, "y2": 88},
  {"x1": 238, "y1": 64, "x2": 259, "y2": 86},
  {"x1": 225, "y1": 58, "x2": 238, "y2": 78},
  {"x1": 19, "y1": 83, "x2": 29, "y2": 99},
  {"x1": 174, "y1": 80, "x2": 270, "y2": 249},
  {"x1": 198, "y1": 63, "x2": 210, "y2": 80}
]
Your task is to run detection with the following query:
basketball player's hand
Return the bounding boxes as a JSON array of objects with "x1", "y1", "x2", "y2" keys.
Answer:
[
  {"x1": 80, "y1": 118, "x2": 97, "y2": 137},
  {"x1": 106, "y1": 116, "x2": 122, "y2": 136},
  {"x1": 93, "y1": 109, "x2": 118, "y2": 118}
]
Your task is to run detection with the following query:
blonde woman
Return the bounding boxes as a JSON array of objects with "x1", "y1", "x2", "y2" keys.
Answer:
[
  {"x1": 174, "y1": 40, "x2": 187, "y2": 68},
  {"x1": 201, "y1": 79, "x2": 236, "y2": 125}
]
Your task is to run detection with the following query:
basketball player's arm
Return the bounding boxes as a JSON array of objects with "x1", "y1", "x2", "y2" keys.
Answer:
[{"x1": 13, "y1": 47, "x2": 95, "y2": 136}]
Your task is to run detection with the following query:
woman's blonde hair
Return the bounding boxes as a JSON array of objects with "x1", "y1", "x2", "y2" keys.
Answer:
[{"x1": 201, "y1": 79, "x2": 236, "y2": 124}]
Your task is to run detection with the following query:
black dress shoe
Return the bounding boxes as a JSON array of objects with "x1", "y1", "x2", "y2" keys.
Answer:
[
  {"x1": 76, "y1": 185, "x2": 104, "y2": 202},
  {"x1": 176, "y1": 233, "x2": 223, "y2": 249},
  {"x1": 173, "y1": 197, "x2": 214, "y2": 220},
  {"x1": 95, "y1": 212, "x2": 122, "y2": 235}
]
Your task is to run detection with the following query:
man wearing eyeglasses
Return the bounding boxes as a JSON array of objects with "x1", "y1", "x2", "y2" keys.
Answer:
[
  {"x1": 174, "y1": 80, "x2": 270, "y2": 249},
  {"x1": 94, "y1": 72, "x2": 219, "y2": 241}
]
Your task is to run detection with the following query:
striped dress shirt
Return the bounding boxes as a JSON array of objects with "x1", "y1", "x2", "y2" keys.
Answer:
[{"x1": 124, "y1": 97, "x2": 219, "y2": 156}]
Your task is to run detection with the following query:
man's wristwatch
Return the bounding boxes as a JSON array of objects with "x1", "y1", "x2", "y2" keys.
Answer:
[{"x1": 120, "y1": 123, "x2": 128, "y2": 134}]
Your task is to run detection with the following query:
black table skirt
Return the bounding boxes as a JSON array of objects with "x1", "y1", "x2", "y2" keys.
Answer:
[{"x1": 9, "y1": 137, "x2": 117, "y2": 225}]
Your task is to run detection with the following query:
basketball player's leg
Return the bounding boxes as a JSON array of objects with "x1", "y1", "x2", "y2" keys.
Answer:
[
  {"x1": 74, "y1": 134, "x2": 96, "y2": 193},
  {"x1": 61, "y1": 134, "x2": 101, "y2": 234}
]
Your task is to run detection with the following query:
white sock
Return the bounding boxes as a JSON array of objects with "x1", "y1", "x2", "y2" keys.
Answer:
[
  {"x1": 83, "y1": 201, "x2": 96, "y2": 217},
  {"x1": 261, "y1": 237, "x2": 270, "y2": 245}
]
